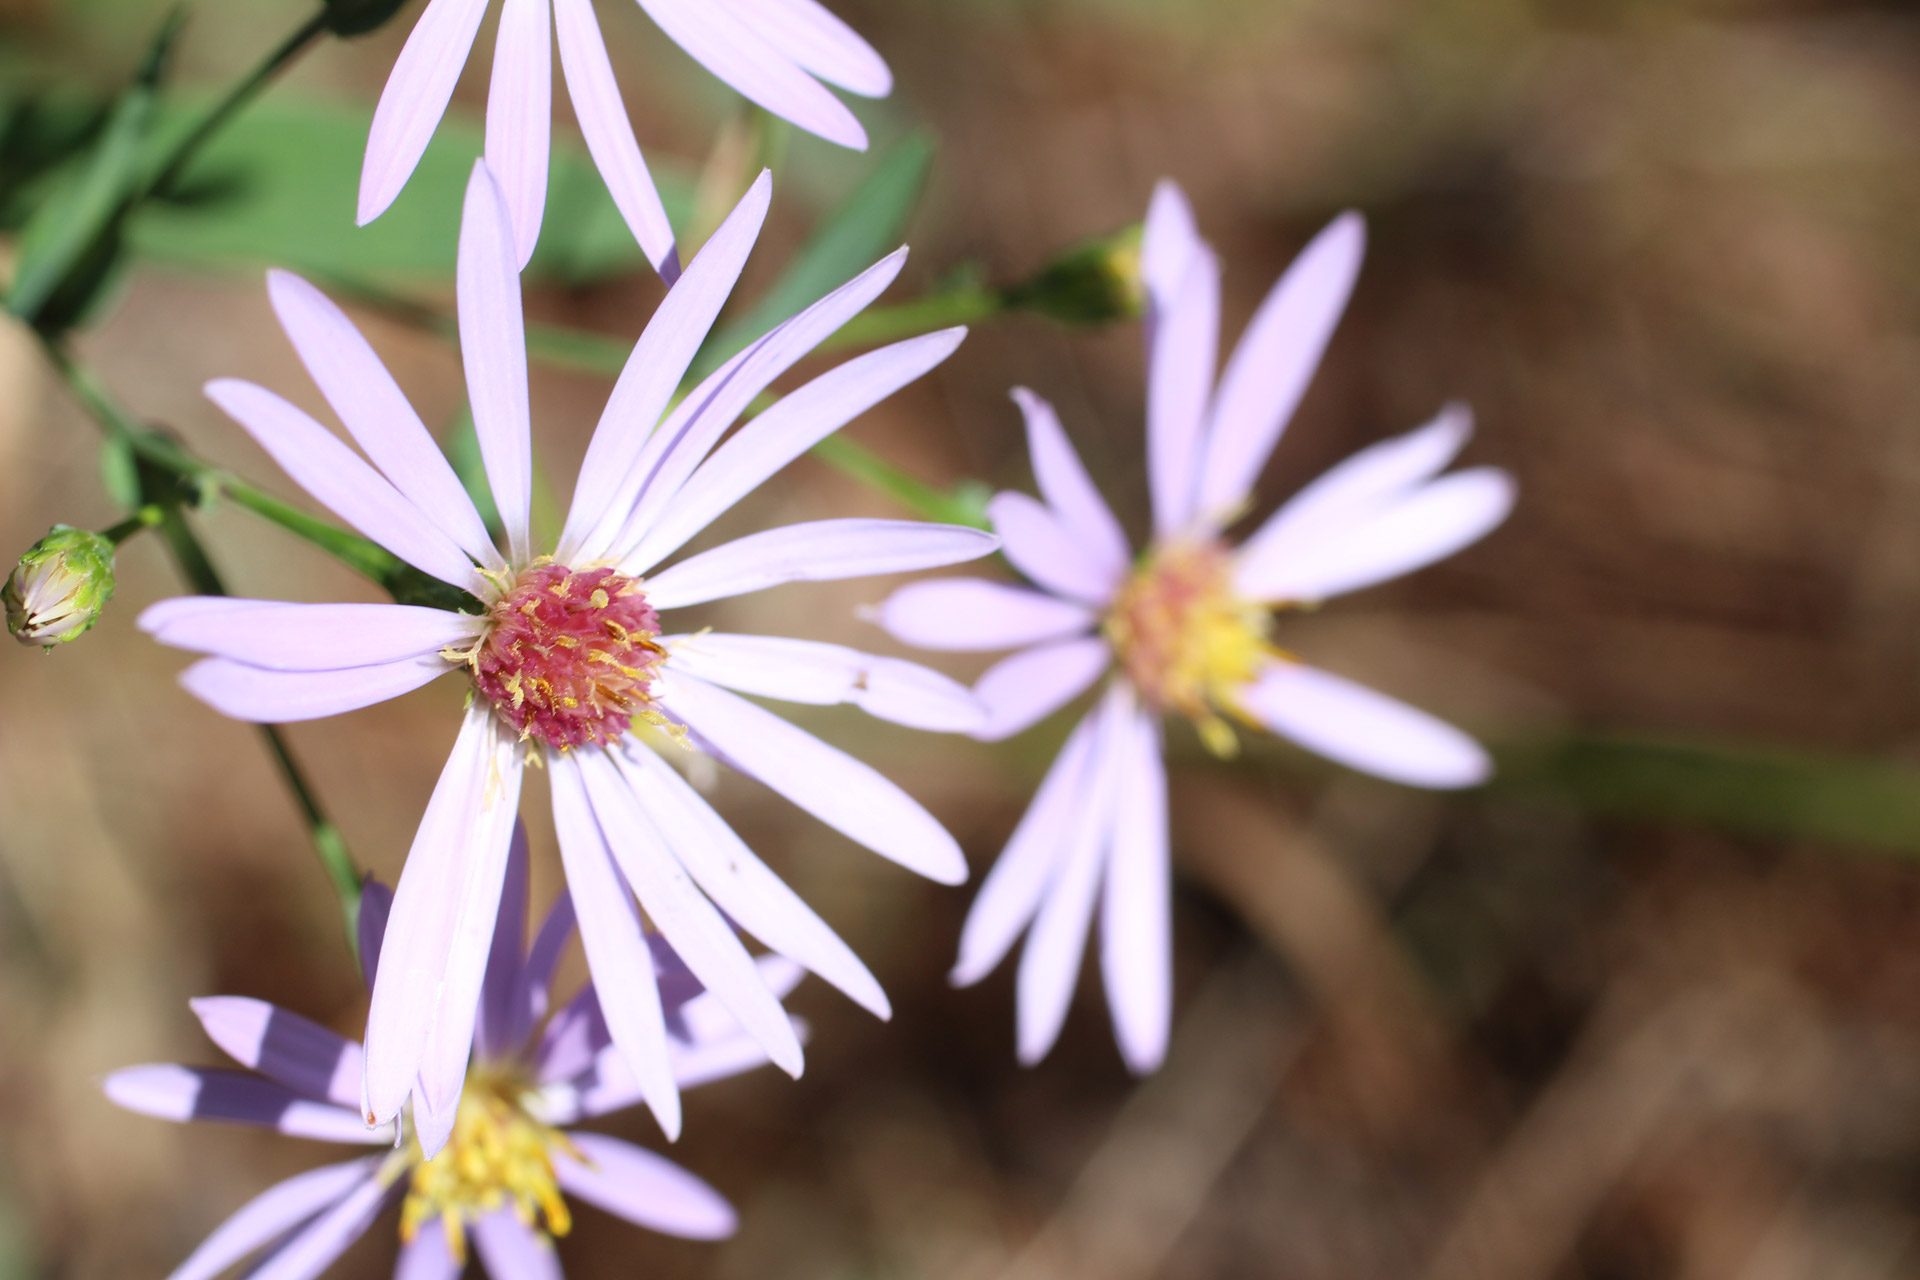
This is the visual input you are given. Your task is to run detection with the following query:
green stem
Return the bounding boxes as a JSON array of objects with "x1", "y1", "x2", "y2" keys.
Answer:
[
  {"x1": 100, "y1": 505, "x2": 164, "y2": 546},
  {"x1": 816, "y1": 285, "x2": 1005, "y2": 354}
]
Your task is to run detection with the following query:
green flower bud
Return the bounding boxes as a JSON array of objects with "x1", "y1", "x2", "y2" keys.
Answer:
[
  {"x1": 1004, "y1": 223, "x2": 1146, "y2": 326},
  {"x1": 4, "y1": 525, "x2": 116, "y2": 648}
]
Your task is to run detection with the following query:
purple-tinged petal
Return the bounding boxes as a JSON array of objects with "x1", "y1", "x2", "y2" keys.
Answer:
[
  {"x1": 1237, "y1": 662, "x2": 1491, "y2": 789},
  {"x1": 987, "y1": 491, "x2": 1120, "y2": 607},
  {"x1": 179, "y1": 656, "x2": 448, "y2": 724},
  {"x1": 1140, "y1": 179, "x2": 1203, "y2": 320},
  {"x1": 972, "y1": 637, "x2": 1109, "y2": 742},
  {"x1": 553, "y1": 0, "x2": 678, "y2": 277},
  {"x1": 549, "y1": 753, "x2": 681, "y2": 1139},
  {"x1": 191, "y1": 997, "x2": 362, "y2": 1109},
  {"x1": 457, "y1": 161, "x2": 534, "y2": 563},
  {"x1": 636, "y1": 0, "x2": 867, "y2": 148},
  {"x1": 1010, "y1": 388, "x2": 1130, "y2": 581},
  {"x1": 613, "y1": 739, "x2": 889, "y2": 1017},
  {"x1": 358, "y1": 0, "x2": 491, "y2": 226},
  {"x1": 517, "y1": 891, "x2": 577, "y2": 1045},
  {"x1": 873, "y1": 578, "x2": 1095, "y2": 652},
  {"x1": 266, "y1": 272, "x2": 501, "y2": 568},
  {"x1": 104, "y1": 1065, "x2": 386, "y2": 1144},
  {"x1": 394, "y1": 1224, "x2": 460, "y2": 1280},
  {"x1": 144, "y1": 600, "x2": 481, "y2": 672},
  {"x1": 471, "y1": 1210, "x2": 561, "y2": 1280},
  {"x1": 410, "y1": 1071, "x2": 459, "y2": 1161},
  {"x1": 359, "y1": 879, "x2": 394, "y2": 991},
  {"x1": 645, "y1": 519, "x2": 996, "y2": 609},
  {"x1": 558, "y1": 174, "x2": 771, "y2": 556},
  {"x1": 474, "y1": 821, "x2": 532, "y2": 1060},
  {"x1": 1233, "y1": 467, "x2": 1514, "y2": 604},
  {"x1": 1099, "y1": 709, "x2": 1170, "y2": 1074},
  {"x1": 1146, "y1": 245, "x2": 1220, "y2": 539},
  {"x1": 659, "y1": 669, "x2": 968, "y2": 885},
  {"x1": 204, "y1": 379, "x2": 482, "y2": 591},
  {"x1": 1243, "y1": 403, "x2": 1473, "y2": 550},
  {"x1": 678, "y1": 953, "x2": 805, "y2": 1043},
  {"x1": 665, "y1": 633, "x2": 984, "y2": 734},
  {"x1": 247, "y1": 1173, "x2": 397, "y2": 1280},
  {"x1": 484, "y1": 0, "x2": 553, "y2": 267},
  {"x1": 554, "y1": 1132, "x2": 736, "y2": 1239},
  {"x1": 630, "y1": 328, "x2": 967, "y2": 572},
  {"x1": 711, "y1": 0, "x2": 889, "y2": 96},
  {"x1": 165, "y1": 1159, "x2": 378, "y2": 1280},
  {"x1": 1191, "y1": 213, "x2": 1366, "y2": 529},
  {"x1": 578, "y1": 751, "x2": 806, "y2": 1078}
]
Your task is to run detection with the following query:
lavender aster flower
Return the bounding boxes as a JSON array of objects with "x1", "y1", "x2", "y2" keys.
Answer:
[
  {"x1": 874, "y1": 180, "x2": 1516, "y2": 1073},
  {"x1": 359, "y1": 0, "x2": 890, "y2": 276},
  {"x1": 106, "y1": 834, "x2": 786, "y2": 1279},
  {"x1": 143, "y1": 159, "x2": 993, "y2": 1152}
]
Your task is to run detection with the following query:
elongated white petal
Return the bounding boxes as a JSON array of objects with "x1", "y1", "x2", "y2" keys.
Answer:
[
  {"x1": 104, "y1": 1066, "x2": 386, "y2": 1144},
  {"x1": 458, "y1": 161, "x2": 534, "y2": 562},
  {"x1": 659, "y1": 669, "x2": 968, "y2": 884},
  {"x1": 1140, "y1": 179, "x2": 1203, "y2": 320},
  {"x1": 560, "y1": 174, "x2": 770, "y2": 555},
  {"x1": 666, "y1": 632, "x2": 984, "y2": 733},
  {"x1": 1192, "y1": 213, "x2": 1366, "y2": 528},
  {"x1": 246, "y1": 1173, "x2": 395, "y2": 1280},
  {"x1": 555, "y1": 1132, "x2": 737, "y2": 1239},
  {"x1": 471, "y1": 1211, "x2": 561, "y2": 1280},
  {"x1": 712, "y1": 0, "x2": 889, "y2": 96},
  {"x1": 874, "y1": 578, "x2": 1095, "y2": 652},
  {"x1": 358, "y1": 0, "x2": 491, "y2": 225},
  {"x1": 1011, "y1": 388, "x2": 1130, "y2": 582},
  {"x1": 549, "y1": 753, "x2": 682, "y2": 1139},
  {"x1": 485, "y1": 0, "x2": 553, "y2": 266},
  {"x1": 1147, "y1": 245, "x2": 1220, "y2": 538},
  {"x1": 164, "y1": 1160, "x2": 379, "y2": 1280},
  {"x1": 1233, "y1": 468, "x2": 1514, "y2": 603},
  {"x1": 1099, "y1": 710, "x2": 1170, "y2": 1073},
  {"x1": 614, "y1": 740, "x2": 890, "y2": 1017},
  {"x1": 646, "y1": 519, "x2": 996, "y2": 609},
  {"x1": 204, "y1": 379, "x2": 481, "y2": 590},
  {"x1": 677, "y1": 952, "x2": 806, "y2": 1043},
  {"x1": 988, "y1": 491, "x2": 1120, "y2": 607},
  {"x1": 180, "y1": 656, "x2": 448, "y2": 723},
  {"x1": 630, "y1": 328, "x2": 967, "y2": 572},
  {"x1": 266, "y1": 271, "x2": 500, "y2": 567},
  {"x1": 190, "y1": 996, "x2": 362, "y2": 1109},
  {"x1": 972, "y1": 636, "x2": 1109, "y2": 742},
  {"x1": 637, "y1": 0, "x2": 867, "y2": 148},
  {"x1": 1237, "y1": 662, "x2": 1491, "y2": 788},
  {"x1": 552, "y1": 0, "x2": 678, "y2": 276},
  {"x1": 145, "y1": 600, "x2": 480, "y2": 672}
]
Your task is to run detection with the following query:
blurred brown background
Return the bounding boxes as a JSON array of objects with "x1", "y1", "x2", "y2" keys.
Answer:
[{"x1": 8, "y1": 0, "x2": 1920, "y2": 1276}]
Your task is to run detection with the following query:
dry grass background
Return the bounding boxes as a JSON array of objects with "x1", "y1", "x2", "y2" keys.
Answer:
[{"x1": 7, "y1": 0, "x2": 1920, "y2": 1276}]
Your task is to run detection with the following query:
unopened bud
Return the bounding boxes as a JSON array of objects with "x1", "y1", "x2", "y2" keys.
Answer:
[
  {"x1": 1004, "y1": 224, "x2": 1145, "y2": 326},
  {"x1": 5, "y1": 525, "x2": 116, "y2": 648}
]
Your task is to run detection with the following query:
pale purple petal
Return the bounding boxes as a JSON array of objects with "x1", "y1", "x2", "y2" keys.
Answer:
[
  {"x1": 410, "y1": 1076, "x2": 459, "y2": 1160},
  {"x1": 553, "y1": 0, "x2": 677, "y2": 277},
  {"x1": 951, "y1": 702, "x2": 1101, "y2": 986},
  {"x1": 659, "y1": 669, "x2": 968, "y2": 885},
  {"x1": 1140, "y1": 179, "x2": 1204, "y2": 318},
  {"x1": 972, "y1": 636, "x2": 1109, "y2": 742},
  {"x1": 549, "y1": 752, "x2": 681, "y2": 1139},
  {"x1": 516, "y1": 891, "x2": 577, "y2": 1046},
  {"x1": 559, "y1": 173, "x2": 770, "y2": 556},
  {"x1": 554, "y1": 1132, "x2": 736, "y2": 1239},
  {"x1": 359, "y1": 879, "x2": 394, "y2": 990},
  {"x1": 103, "y1": 1065, "x2": 386, "y2": 1144},
  {"x1": 1146, "y1": 245, "x2": 1220, "y2": 538},
  {"x1": 165, "y1": 1159, "x2": 378, "y2": 1280},
  {"x1": 644, "y1": 519, "x2": 996, "y2": 609},
  {"x1": 630, "y1": 328, "x2": 967, "y2": 572},
  {"x1": 204, "y1": 379, "x2": 482, "y2": 590},
  {"x1": 987, "y1": 491, "x2": 1120, "y2": 607},
  {"x1": 711, "y1": 0, "x2": 889, "y2": 96},
  {"x1": 144, "y1": 600, "x2": 481, "y2": 672},
  {"x1": 1191, "y1": 213, "x2": 1365, "y2": 529},
  {"x1": 636, "y1": 0, "x2": 867, "y2": 148},
  {"x1": 665, "y1": 632, "x2": 984, "y2": 734},
  {"x1": 180, "y1": 656, "x2": 449, "y2": 724},
  {"x1": 266, "y1": 271, "x2": 501, "y2": 567},
  {"x1": 1232, "y1": 468, "x2": 1515, "y2": 603},
  {"x1": 1099, "y1": 710, "x2": 1170, "y2": 1074},
  {"x1": 1237, "y1": 661, "x2": 1491, "y2": 789},
  {"x1": 578, "y1": 750, "x2": 806, "y2": 1077},
  {"x1": 394, "y1": 1224, "x2": 460, "y2": 1280},
  {"x1": 471, "y1": 1210, "x2": 560, "y2": 1280},
  {"x1": 458, "y1": 161, "x2": 534, "y2": 562},
  {"x1": 474, "y1": 821, "x2": 532, "y2": 1060},
  {"x1": 678, "y1": 953, "x2": 805, "y2": 1042},
  {"x1": 873, "y1": 578, "x2": 1095, "y2": 652},
  {"x1": 191, "y1": 997, "x2": 362, "y2": 1109},
  {"x1": 358, "y1": 0, "x2": 491, "y2": 225},
  {"x1": 484, "y1": 0, "x2": 553, "y2": 267},
  {"x1": 248, "y1": 1174, "x2": 397, "y2": 1280},
  {"x1": 613, "y1": 739, "x2": 889, "y2": 1017},
  {"x1": 1010, "y1": 387, "x2": 1130, "y2": 582}
]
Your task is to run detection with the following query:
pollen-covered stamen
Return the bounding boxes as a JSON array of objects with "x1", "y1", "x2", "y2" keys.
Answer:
[
  {"x1": 463, "y1": 561, "x2": 666, "y2": 750},
  {"x1": 399, "y1": 1069, "x2": 574, "y2": 1264},
  {"x1": 1104, "y1": 541, "x2": 1275, "y2": 756}
]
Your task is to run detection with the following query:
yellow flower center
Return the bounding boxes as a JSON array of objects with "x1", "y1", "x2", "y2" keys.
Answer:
[
  {"x1": 1103, "y1": 541, "x2": 1276, "y2": 756},
  {"x1": 399, "y1": 1069, "x2": 574, "y2": 1264}
]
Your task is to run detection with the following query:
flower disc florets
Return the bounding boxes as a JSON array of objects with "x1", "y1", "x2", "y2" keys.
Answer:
[
  {"x1": 400, "y1": 1069, "x2": 572, "y2": 1263},
  {"x1": 466, "y1": 561, "x2": 665, "y2": 750},
  {"x1": 1104, "y1": 541, "x2": 1274, "y2": 756}
]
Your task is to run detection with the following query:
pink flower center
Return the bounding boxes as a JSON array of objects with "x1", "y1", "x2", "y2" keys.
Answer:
[{"x1": 468, "y1": 562, "x2": 665, "y2": 750}]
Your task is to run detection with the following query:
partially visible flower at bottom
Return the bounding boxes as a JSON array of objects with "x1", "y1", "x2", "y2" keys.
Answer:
[{"x1": 104, "y1": 827, "x2": 788, "y2": 1279}]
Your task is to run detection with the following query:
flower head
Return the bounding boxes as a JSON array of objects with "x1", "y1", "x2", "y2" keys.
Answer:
[
  {"x1": 5, "y1": 524, "x2": 115, "y2": 647},
  {"x1": 875, "y1": 179, "x2": 1516, "y2": 1073}
]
